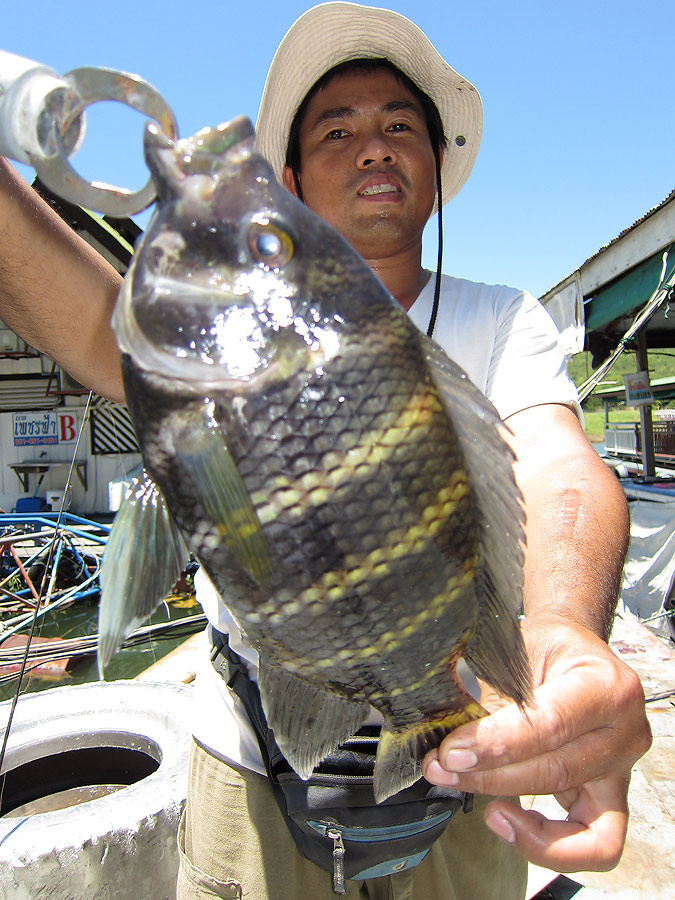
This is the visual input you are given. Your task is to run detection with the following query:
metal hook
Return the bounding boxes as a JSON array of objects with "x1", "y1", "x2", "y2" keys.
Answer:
[
  {"x1": 34, "y1": 67, "x2": 178, "y2": 216},
  {"x1": 0, "y1": 51, "x2": 178, "y2": 216}
]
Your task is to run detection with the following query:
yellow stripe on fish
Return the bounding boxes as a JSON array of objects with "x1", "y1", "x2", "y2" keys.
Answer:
[
  {"x1": 251, "y1": 384, "x2": 448, "y2": 524},
  {"x1": 377, "y1": 702, "x2": 486, "y2": 754},
  {"x1": 256, "y1": 472, "x2": 476, "y2": 626}
]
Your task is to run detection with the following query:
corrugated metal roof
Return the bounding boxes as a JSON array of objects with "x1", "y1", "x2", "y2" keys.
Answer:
[{"x1": 543, "y1": 189, "x2": 675, "y2": 299}]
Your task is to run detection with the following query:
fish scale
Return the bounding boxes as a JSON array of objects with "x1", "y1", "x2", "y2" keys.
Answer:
[{"x1": 99, "y1": 116, "x2": 533, "y2": 803}]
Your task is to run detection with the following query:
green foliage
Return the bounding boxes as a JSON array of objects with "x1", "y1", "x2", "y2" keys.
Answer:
[
  {"x1": 567, "y1": 349, "x2": 675, "y2": 439},
  {"x1": 582, "y1": 408, "x2": 638, "y2": 443},
  {"x1": 567, "y1": 349, "x2": 675, "y2": 394}
]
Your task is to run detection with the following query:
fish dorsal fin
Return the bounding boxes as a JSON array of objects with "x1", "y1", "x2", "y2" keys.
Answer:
[
  {"x1": 420, "y1": 335, "x2": 532, "y2": 707},
  {"x1": 174, "y1": 404, "x2": 270, "y2": 589},
  {"x1": 98, "y1": 473, "x2": 189, "y2": 674},
  {"x1": 258, "y1": 661, "x2": 369, "y2": 779}
]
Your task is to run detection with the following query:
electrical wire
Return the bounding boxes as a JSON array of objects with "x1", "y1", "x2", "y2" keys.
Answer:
[
  {"x1": 578, "y1": 250, "x2": 675, "y2": 402},
  {"x1": 0, "y1": 613, "x2": 206, "y2": 685}
]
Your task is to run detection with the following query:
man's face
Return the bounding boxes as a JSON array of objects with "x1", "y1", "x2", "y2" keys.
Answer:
[{"x1": 282, "y1": 68, "x2": 438, "y2": 261}]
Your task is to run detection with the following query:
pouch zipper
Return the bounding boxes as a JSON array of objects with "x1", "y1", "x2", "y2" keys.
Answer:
[
  {"x1": 308, "y1": 809, "x2": 454, "y2": 843},
  {"x1": 325, "y1": 826, "x2": 346, "y2": 894},
  {"x1": 310, "y1": 810, "x2": 454, "y2": 896}
]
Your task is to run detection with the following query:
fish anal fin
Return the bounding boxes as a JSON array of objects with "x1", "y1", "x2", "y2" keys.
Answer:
[
  {"x1": 374, "y1": 703, "x2": 486, "y2": 804},
  {"x1": 258, "y1": 663, "x2": 369, "y2": 779}
]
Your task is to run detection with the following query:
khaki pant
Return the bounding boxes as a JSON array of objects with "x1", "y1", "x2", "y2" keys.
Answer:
[{"x1": 177, "y1": 740, "x2": 527, "y2": 900}]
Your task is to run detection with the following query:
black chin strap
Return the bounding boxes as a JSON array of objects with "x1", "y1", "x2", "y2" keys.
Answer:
[
  {"x1": 426, "y1": 151, "x2": 443, "y2": 339},
  {"x1": 293, "y1": 170, "x2": 304, "y2": 204}
]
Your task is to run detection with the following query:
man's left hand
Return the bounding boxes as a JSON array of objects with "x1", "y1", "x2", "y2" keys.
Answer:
[{"x1": 421, "y1": 619, "x2": 652, "y2": 872}]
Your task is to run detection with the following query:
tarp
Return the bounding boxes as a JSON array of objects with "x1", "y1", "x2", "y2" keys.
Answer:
[
  {"x1": 620, "y1": 493, "x2": 675, "y2": 638},
  {"x1": 586, "y1": 243, "x2": 675, "y2": 332},
  {"x1": 541, "y1": 274, "x2": 585, "y2": 359}
]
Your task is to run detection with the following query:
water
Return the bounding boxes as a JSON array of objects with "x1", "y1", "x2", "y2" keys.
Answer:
[
  {"x1": 0, "y1": 590, "x2": 204, "y2": 703},
  {"x1": 0, "y1": 512, "x2": 205, "y2": 703}
]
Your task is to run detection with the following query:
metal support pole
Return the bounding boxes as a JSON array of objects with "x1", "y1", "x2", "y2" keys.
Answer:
[{"x1": 636, "y1": 331, "x2": 656, "y2": 480}]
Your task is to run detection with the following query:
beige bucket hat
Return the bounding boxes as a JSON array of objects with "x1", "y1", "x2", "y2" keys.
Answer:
[{"x1": 256, "y1": 2, "x2": 483, "y2": 209}]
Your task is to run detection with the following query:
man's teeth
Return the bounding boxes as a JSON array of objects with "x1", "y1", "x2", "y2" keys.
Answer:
[{"x1": 360, "y1": 184, "x2": 399, "y2": 196}]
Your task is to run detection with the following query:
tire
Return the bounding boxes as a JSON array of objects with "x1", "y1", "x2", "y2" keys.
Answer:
[{"x1": 0, "y1": 680, "x2": 194, "y2": 900}]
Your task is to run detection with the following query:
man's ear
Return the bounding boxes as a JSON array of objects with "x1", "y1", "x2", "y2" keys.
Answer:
[{"x1": 283, "y1": 165, "x2": 300, "y2": 197}]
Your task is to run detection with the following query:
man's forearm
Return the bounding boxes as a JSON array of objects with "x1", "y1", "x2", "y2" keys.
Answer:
[
  {"x1": 426, "y1": 403, "x2": 647, "y2": 874},
  {"x1": 520, "y1": 456, "x2": 628, "y2": 640},
  {"x1": 506, "y1": 404, "x2": 630, "y2": 641},
  {"x1": 0, "y1": 158, "x2": 125, "y2": 402}
]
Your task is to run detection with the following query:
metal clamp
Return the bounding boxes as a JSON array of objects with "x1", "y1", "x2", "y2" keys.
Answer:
[{"x1": 0, "y1": 51, "x2": 178, "y2": 215}]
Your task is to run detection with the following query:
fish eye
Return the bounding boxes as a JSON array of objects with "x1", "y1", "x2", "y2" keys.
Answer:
[{"x1": 248, "y1": 221, "x2": 293, "y2": 270}]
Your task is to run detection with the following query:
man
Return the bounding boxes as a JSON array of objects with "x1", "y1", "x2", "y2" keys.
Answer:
[
  {"x1": 0, "y1": 4, "x2": 650, "y2": 899},
  {"x1": 178, "y1": 5, "x2": 649, "y2": 899}
]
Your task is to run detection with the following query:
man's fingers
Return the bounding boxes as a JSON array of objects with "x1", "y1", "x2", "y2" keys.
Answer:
[
  {"x1": 425, "y1": 654, "x2": 648, "y2": 797},
  {"x1": 423, "y1": 723, "x2": 621, "y2": 796},
  {"x1": 442, "y1": 669, "x2": 603, "y2": 766},
  {"x1": 482, "y1": 779, "x2": 629, "y2": 872},
  {"x1": 483, "y1": 803, "x2": 626, "y2": 871}
]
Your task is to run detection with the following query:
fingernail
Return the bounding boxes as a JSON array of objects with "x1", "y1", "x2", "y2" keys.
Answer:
[
  {"x1": 424, "y1": 759, "x2": 459, "y2": 787},
  {"x1": 485, "y1": 810, "x2": 516, "y2": 845},
  {"x1": 443, "y1": 749, "x2": 478, "y2": 771}
]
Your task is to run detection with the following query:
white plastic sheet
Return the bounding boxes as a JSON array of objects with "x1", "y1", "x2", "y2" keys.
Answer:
[
  {"x1": 620, "y1": 494, "x2": 675, "y2": 637},
  {"x1": 540, "y1": 275, "x2": 585, "y2": 359}
]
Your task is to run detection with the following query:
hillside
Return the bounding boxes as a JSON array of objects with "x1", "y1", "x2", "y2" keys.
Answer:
[
  {"x1": 568, "y1": 349, "x2": 675, "y2": 407},
  {"x1": 565, "y1": 349, "x2": 675, "y2": 441}
]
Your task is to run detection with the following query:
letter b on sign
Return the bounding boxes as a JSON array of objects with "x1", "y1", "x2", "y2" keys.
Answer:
[{"x1": 58, "y1": 413, "x2": 77, "y2": 443}]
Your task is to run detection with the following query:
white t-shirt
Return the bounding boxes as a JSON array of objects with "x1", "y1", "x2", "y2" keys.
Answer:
[{"x1": 190, "y1": 273, "x2": 579, "y2": 772}]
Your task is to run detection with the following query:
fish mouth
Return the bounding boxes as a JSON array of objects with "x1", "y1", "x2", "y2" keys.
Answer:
[{"x1": 114, "y1": 273, "x2": 327, "y2": 395}]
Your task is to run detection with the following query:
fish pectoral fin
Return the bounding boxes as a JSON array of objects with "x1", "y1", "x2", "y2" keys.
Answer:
[
  {"x1": 374, "y1": 704, "x2": 486, "y2": 804},
  {"x1": 258, "y1": 662, "x2": 370, "y2": 779},
  {"x1": 98, "y1": 473, "x2": 190, "y2": 675},
  {"x1": 176, "y1": 413, "x2": 270, "y2": 589}
]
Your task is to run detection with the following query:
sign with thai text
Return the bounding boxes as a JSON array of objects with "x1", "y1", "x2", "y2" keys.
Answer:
[
  {"x1": 623, "y1": 371, "x2": 654, "y2": 407},
  {"x1": 12, "y1": 411, "x2": 78, "y2": 446}
]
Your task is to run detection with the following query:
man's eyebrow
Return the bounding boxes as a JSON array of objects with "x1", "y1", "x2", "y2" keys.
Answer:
[
  {"x1": 382, "y1": 99, "x2": 423, "y2": 116},
  {"x1": 308, "y1": 106, "x2": 356, "y2": 130},
  {"x1": 307, "y1": 98, "x2": 423, "y2": 132}
]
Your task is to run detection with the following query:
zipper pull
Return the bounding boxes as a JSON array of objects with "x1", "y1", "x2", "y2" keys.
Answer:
[{"x1": 326, "y1": 827, "x2": 346, "y2": 894}]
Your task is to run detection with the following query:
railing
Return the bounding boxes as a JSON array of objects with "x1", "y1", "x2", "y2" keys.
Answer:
[
  {"x1": 605, "y1": 423, "x2": 639, "y2": 456},
  {"x1": 604, "y1": 421, "x2": 675, "y2": 466}
]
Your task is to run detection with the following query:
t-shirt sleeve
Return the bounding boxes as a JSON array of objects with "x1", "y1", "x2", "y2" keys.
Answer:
[{"x1": 485, "y1": 290, "x2": 581, "y2": 421}]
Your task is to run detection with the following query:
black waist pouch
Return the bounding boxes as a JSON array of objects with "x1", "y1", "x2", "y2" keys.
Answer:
[{"x1": 211, "y1": 629, "x2": 470, "y2": 893}]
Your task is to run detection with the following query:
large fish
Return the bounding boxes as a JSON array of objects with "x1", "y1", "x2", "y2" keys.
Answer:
[{"x1": 99, "y1": 117, "x2": 532, "y2": 803}]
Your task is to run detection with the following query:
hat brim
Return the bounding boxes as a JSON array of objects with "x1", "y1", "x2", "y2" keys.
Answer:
[{"x1": 255, "y1": 2, "x2": 483, "y2": 212}]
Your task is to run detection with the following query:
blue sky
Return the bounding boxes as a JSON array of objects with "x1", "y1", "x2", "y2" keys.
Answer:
[{"x1": 4, "y1": 0, "x2": 674, "y2": 298}]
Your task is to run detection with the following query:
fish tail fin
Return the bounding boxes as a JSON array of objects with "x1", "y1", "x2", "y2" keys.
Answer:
[
  {"x1": 464, "y1": 571, "x2": 533, "y2": 709},
  {"x1": 374, "y1": 703, "x2": 485, "y2": 804}
]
